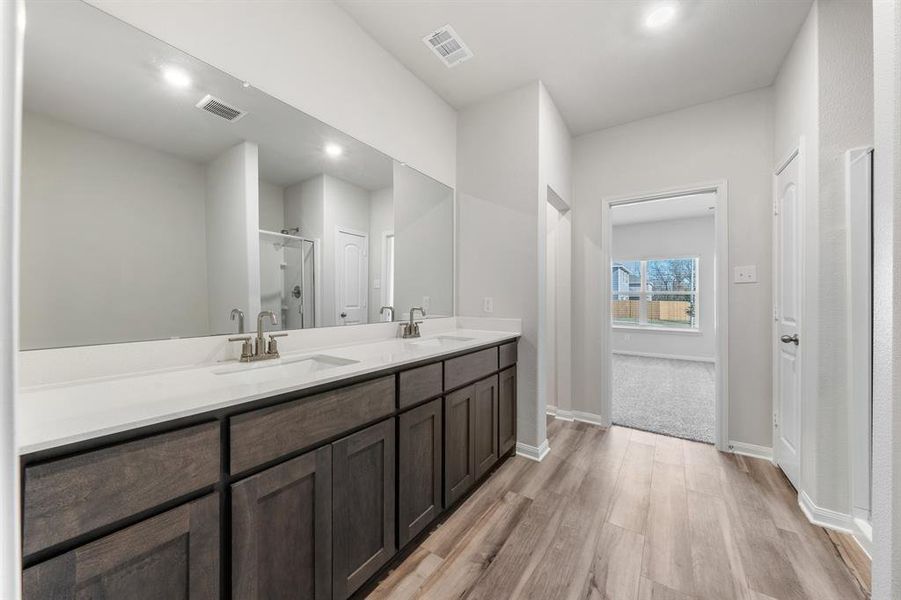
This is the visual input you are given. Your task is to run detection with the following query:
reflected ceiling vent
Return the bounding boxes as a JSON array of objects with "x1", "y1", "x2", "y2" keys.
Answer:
[
  {"x1": 195, "y1": 94, "x2": 247, "y2": 122},
  {"x1": 422, "y1": 25, "x2": 473, "y2": 68}
]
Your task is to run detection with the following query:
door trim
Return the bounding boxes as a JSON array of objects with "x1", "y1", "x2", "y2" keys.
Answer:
[
  {"x1": 772, "y1": 139, "x2": 806, "y2": 487},
  {"x1": 600, "y1": 179, "x2": 730, "y2": 451},
  {"x1": 334, "y1": 226, "x2": 369, "y2": 326}
]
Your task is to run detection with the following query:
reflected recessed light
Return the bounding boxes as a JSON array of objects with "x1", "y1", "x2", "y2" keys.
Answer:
[
  {"x1": 162, "y1": 66, "x2": 191, "y2": 89},
  {"x1": 242, "y1": 81, "x2": 251, "y2": 88},
  {"x1": 645, "y1": 4, "x2": 677, "y2": 29},
  {"x1": 325, "y1": 144, "x2": 343, "y2": 158}
]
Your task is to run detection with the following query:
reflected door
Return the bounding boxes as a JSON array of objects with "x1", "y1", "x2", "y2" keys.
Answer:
[
  {"x1": 335, "y1": 228, "x2": 368, "y2": 325},
  {"x1": 774, "y1": 152, "x2": 802, "y2": 489}
]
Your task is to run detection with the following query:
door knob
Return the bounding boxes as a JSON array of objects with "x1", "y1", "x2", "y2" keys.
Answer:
[
  {"x1": 340, "y1": 312, "x2": 347, "y2": 318},
  {"x1": 780, "y1": 334, "x2": 799, "y2": 345}
]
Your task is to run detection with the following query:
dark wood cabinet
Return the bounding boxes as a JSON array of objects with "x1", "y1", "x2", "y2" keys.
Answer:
[
  {"x1": 23, "y1": 422, "x2": 219, "y2": 556},
  {"x1": 445, "y1": 384, "x2": 476, "y2": 506},
  {"x1": 23, "y1": 493, "x2": 219, "y2": 600},
  {"x1": 498, "y1": 367, "x2": 517, "y2": 456},
  {"x1": 474, "y1": 376, "x2": 499, "y2": 479},
  {"x1": 332, "y1": 419, "x2": 396, "y2": 599},
  {"x1": 398, "y1": 399, "x2": 443, "y2": 547},
  {"x1": 21, "y1": 340, "x2": 519, "y2": 600},
  {"x1": 231, "y1": 446, "x2": 332, "y2": 600}
]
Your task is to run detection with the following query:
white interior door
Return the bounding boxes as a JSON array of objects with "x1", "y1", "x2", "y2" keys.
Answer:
[
  {"x1": 335, "y1": 228, "x2": 368, "y2": 326},
  {"x1": 774, "y1": 152, "x2": 802, "y2": 488}
]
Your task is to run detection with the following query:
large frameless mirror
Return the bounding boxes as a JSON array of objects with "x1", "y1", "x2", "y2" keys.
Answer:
[{"x1": 19, "y1": 0, "x2": 454, "y2": 350}]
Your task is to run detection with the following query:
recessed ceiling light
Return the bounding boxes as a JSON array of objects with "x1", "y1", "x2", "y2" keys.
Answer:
[
  {"x1": 162, "y1": 66, "x2": 191, "y2": 89},
  {"x1": 645, "y1": 4, "x2": 677, "y2": 30},
  {"x1": 325, "y1": 144, "x2": 343, "y2": 158}
]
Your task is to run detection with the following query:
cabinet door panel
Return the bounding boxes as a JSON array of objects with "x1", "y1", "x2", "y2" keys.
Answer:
[
  {"x1": 474, "y1": 376, "x2": 499, "y2": 479},
  {"x1": 23, "y1": 493, "x2": 219, "y2": 600},
  {"x1": 444, "y1": 385, "x2": 476, "y2": 506},
  {"x1": 498, "y1": 367, "x2": 517, "y2": 455},
  {"x1": 333, "y1": 419, "x2": 396, "y2": 599},
  {"x1": 398, "y1": 399, "x2": 442, "y2": 547},
  {"x1": 231, "y1": 446, "x2": 332, "y2": 600}
]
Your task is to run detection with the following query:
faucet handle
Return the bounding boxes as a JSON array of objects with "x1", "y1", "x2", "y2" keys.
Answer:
[
  {"x1": 228, "y1": 336, "x2": 254, "y2": 361},
  {"x1": 267, "y1": 332, "x2": 288, "y2": 355}
]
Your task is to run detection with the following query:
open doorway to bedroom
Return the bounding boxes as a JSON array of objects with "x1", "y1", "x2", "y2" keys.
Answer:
[{"x1": 604, "y1": 188, "x2": 726, "y2": 446}]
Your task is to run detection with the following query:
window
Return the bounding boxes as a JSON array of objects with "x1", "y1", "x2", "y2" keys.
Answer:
[{"x1": 611, "y1": 257, "x2": 699, "y2": 330}]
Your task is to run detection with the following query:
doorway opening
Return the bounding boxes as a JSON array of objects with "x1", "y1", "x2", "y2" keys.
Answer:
[{"x1": 602, "y1": 183, "x2": 729, "y2": 449}]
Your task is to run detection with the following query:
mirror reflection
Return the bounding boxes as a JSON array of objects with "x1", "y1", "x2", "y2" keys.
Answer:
[{"x1": 19, "y1": 1, "x2": 454, "y2": 350}]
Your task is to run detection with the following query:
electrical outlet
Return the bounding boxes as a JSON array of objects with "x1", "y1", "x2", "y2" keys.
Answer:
[
  {"x1": 373, "y1": 278, "x2": 381, "y2": 290},
  {"x1": 483, "y1": 297, "x2": 494, "y2": 313},
  {"x1": 422, "y1": 296, "x2": 431, "y2": 311},
  {"x1": 734, "y1": 265, "x2": 758, "y2": 284}
]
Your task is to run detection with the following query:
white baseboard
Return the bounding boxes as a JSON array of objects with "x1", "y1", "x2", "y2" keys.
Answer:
[
  {"x1": 547, "y1": 406, "x2": 605, "y2": 426},
  {"x1": 612, "y1": 350, "x2": 716, "y2": 363},
  {"x1": 853, "y1": 517, "x2": 873, "y2": 558},
  {"x1": 571, "y1": 410, "x2": 605, "y2": 426},
  {"x1": 516, "y1": 439, "x2": 550, "y2": 462},
  {"x1": 798, "y1": 490, "x2": 856, "y2": 534},
  {"x1": 728, "y1": 441, "x2": 773, "y2": 461}
]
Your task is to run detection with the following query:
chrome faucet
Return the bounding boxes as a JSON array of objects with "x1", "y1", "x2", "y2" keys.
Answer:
[
  {"x1": 379, "y1": 306, "x2": 395, "y2": 321},
  {"x1": 230, "y1": 308, "x2": 245, "y2": 334},
  {"x1": 401, "y1": 307, "x2": 426, "y2": 338},
  {"x1": 229, "y1": 310, "x2": 286, "y2": 362}
]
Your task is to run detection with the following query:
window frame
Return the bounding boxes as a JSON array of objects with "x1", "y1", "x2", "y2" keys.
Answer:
[{"x1": 610, "y1": 256, "x2": 700, "y2": 332}]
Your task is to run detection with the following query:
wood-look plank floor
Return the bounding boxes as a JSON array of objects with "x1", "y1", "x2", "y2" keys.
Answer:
[{"x1": 368, "y1": 421, "x2": 870, "y2": 600}]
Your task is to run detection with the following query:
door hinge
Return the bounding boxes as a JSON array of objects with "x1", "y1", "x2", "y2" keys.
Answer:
[
  {"x1": 773, "y1": 199, "x2": 779, "y2": 216},
  {"x1": 774, "y1": 413, "x2": 779, "y2": 429},
  {"x1": 773, "y1": 306, "x2": 779, "y2": 321}
]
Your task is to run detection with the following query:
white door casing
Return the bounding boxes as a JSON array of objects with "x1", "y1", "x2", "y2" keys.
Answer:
[
  {"x1": 774, "y1": 149, "x2": 802, "y2": 489},
  {"x1": 335, "y1": 227, "x2": 368, "y2": 326}
]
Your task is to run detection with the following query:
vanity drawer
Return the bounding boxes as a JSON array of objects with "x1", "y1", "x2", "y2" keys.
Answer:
[
  {"x1": 230, "y1": 376, "x2": 395, "y2": 474},
  {"x1": 444, "y1": 348, "x2": 498, "y2": 390},
  {"x1": 499, "y1": 341, "x2": 517, "y2": 369},
  {"x1": 398, "y1": 363, "x2": 443, "y2": 409},
  {"x1": 23, "y1": 421, "x2": 220, "y2": 556}
]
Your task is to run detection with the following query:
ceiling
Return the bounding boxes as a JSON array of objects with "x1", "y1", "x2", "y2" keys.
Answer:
[
  {"x1": 610, "y1": 192, "x2": 715, "y2": 226},
  {"x1": 24, "y1": 0, "x2": 394, "y2": 190},
  {"x1": 336, "y1": 0, "x2": 812, "y2": 135}
]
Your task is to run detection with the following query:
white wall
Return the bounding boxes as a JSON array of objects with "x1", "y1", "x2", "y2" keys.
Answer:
[
  {"x1": 814, "y1": 0, "x2": 873, "y2": 515},
  {"x1": 205, "y1": 141, "x2": 259, "y2": 334},
  {"x1": 0, "y1": 1, "x2": 23, "y2": 595},
  {"x1": 539, "y1": 83, "x2": 574, "y2": 419},
  {"x1": 394, "y1": 163, "x2": 454, "y2": 320},
  {"x1": 19, "y1": 112, "x2": 210, "y2": 348},
  {"x1": 773, "y1": 0, "x2": 874, "y2": 516},
  {"x1": 87, "y1": 0, "x2": 456, "y2": 188},
  {"x1": 611, "y1": 216, "x2": 716, "y2": 360},
  {"x1": 368, "y1": 186, "x2": 393, "y2": 323},
  {"x1": 258, "y1": 180, "x2": 285, "y2": 232},
  {"x1": 457, "y1": 82, "x2": 542, "y2": 448},
  {"x1": 573, "y1": 88, "x2": 774, "y2": 448},
  {"x1": 872, "y1": 1, "x2": 901, "y2": 595}
]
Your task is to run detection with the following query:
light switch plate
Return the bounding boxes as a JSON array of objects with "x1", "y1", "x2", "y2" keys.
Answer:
[
  {"x1": 734, "y1": 265, "x2": 758, "y2": 284},
  {"x1": 483, "y1": 297, "x2": 494, "y2": 313}
]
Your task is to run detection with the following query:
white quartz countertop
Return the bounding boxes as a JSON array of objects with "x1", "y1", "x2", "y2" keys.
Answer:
[{"x1": 16, "y1": 329, "x2": 519, "y2": 455}]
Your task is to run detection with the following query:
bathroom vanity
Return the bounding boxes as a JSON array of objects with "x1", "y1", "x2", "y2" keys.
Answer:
[{"x1": 18, "y1": 333, "x2": 518, "y2": 599}]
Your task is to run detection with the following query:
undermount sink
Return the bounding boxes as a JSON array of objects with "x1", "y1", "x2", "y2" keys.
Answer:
[
  {"x1": 213, "y1": 354, "x2": 358, "y2": 381},
  {"x1": 407, "y1": 335, "x2": 475, "y2": 349}
]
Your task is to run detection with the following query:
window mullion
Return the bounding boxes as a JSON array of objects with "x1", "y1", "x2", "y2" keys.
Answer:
[{"x1": 639, "y1": 260, "x2": 648, "y2": 325}]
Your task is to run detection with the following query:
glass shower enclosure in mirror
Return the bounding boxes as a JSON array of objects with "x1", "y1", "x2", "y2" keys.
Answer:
[{"x1": 18, "y1": 0, "x2": 454, "y2": 350}]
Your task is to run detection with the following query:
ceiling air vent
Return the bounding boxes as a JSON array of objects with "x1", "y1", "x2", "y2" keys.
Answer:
[
  {"x1": 422, "y1": 25, "x2": 473, "y2": 68},
  {"x1": 195, "y1": 94, "x2": 247, "y2": 122}
]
